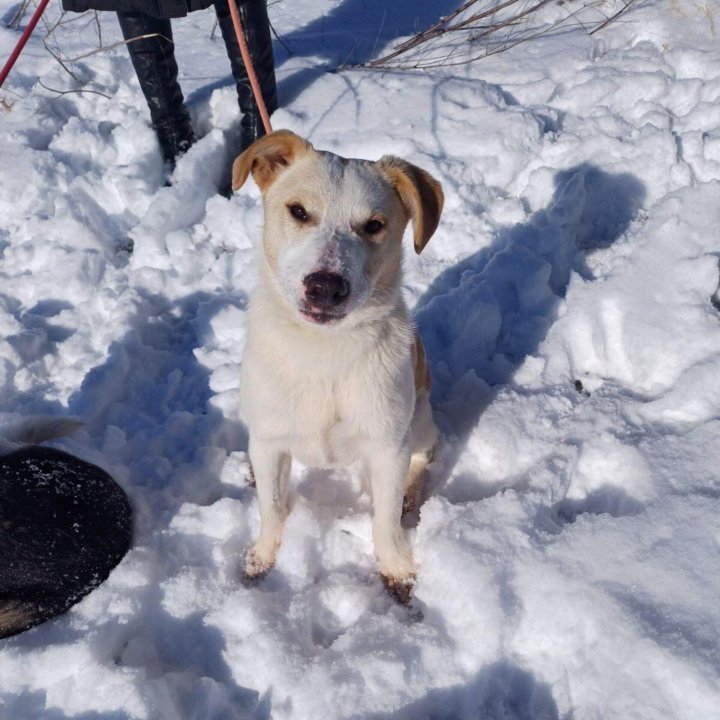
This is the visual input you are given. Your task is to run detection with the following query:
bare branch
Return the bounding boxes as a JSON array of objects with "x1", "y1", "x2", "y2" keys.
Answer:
[
  {"x1": 589, "y1": 0, "x2": 637, "y2": 35},
  {"x1": 64, "y1": 33, "x2": 171, "y2": 63},
  {"x1": 9, "y1": 0, "x2": 34, "y2": 30},
  {"x1": 339, "y1": 0, "x2": 640, "y2": 72},
  {"x1": 36, "y1": 78, "x2": 112, "y2": 99},
  {"x1": 269, "y1": 19, "x2": 293, "y2": 56}
]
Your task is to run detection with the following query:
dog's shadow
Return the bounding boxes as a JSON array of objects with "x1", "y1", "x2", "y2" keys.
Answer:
[{"x1": 416, "y1": 163, "x2": 646, "y2": 503}]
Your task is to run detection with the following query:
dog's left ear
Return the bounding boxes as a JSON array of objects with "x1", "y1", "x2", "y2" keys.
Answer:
[
  {"x1": 377, "y1": 157, "x2": 444, "y2": 254},
  {"x1": 232, "y1": 130, "x2": 313, "y2": 193}
]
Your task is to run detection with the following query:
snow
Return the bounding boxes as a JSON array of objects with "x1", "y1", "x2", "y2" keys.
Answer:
[{"x1": 2, "y1": 0, "x2": 720, "y2": 718}]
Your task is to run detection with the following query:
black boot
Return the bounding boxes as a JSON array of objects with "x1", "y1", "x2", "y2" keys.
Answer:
[
  {"x1": 215, "y1": 0, "x2": 278, "y2": 151},
  {"x1": 117, "y1": 10, "x2": 196, "y2": 165}
]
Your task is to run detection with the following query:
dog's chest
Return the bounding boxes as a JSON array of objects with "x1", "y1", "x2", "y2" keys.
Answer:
[
  {"x1": 242, "y1": 346, "x2": 413, "y2": 465},
  {"x1": 241, "y1": 299, "x2": 416, "y2": 463},
  {"x1": 283, "y1": 374, "x2": 382, "y2": 466}
]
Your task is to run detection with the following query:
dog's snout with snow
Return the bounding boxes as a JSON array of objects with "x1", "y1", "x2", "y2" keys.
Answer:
[
  {"x1": 254, "y1": 146, "x2": 410, "y2": 329},
  {"x1": 301, "y1": 270, "x2": 350, "y2": 323}
]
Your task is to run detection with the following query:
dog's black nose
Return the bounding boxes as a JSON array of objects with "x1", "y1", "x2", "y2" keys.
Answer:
[{"x1": 303, "y1": 271, "x2": 350, "y2": 307}]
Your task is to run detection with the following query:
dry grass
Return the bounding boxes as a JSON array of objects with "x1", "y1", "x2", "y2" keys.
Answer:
[
  {"x1": 670, "y1": 0, "x2": 717, "y2": 38},
  {"x1": 704, "y1": 2, "x2": 716, "y2": 39}
]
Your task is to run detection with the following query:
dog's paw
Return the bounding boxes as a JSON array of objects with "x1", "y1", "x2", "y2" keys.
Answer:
[
  {"x1": 402, "y1": 488, "x2": 421, "y2": 517},
  {"x1": 382, "y1": 574, "x2": 415, "y2": 605},
  {"x1": 240, "y1": 568, "x2": 268, "y2": 588},
  {"x1": 243, "y1": 544, "x2": 275, "y2": 581}
]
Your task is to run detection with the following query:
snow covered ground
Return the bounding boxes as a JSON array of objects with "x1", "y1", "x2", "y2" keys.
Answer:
[{"x1": 1, "y1": 0, "x2": 720, "y2": 717}]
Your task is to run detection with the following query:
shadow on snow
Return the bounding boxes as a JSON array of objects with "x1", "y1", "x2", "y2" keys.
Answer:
[
  {"x1": 416, "y1": 163, "x2": 646, "y2": 496},
  {"x1": 1, "y1": 288, "x2": 263, "y2": 719},
  {"x1": 188, "y1": 0, "x2": 459, "y2": 110}
]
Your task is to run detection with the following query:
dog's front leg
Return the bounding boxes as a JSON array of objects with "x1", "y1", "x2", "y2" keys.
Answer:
[
  {"x1": 367, "y1": 444, "x2": 416, "y2": 602},
  {"x1": 245, "y1": 437, "x2": 291, "y2": 578}
]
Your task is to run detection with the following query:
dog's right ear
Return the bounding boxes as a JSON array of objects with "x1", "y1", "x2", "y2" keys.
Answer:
[
  {"x1": 376, "y1": 156, "x2": 444, "y2": 254},
  {"x1": 232, "y1": 130, "x2": 313, "y2": 193}
]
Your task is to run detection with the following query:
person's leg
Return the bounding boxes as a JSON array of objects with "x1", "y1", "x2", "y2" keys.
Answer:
[
  {"x1": 117, "y1": 10, "x2": 195, "y2": 164},
  {"x1": 214, "y1": 0, "x2": 278, "y2": 151}
]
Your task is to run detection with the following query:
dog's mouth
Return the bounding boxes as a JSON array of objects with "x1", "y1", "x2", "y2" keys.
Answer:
[{"x1": 299, "y1": 306, "x2": 347, "y2": 325}]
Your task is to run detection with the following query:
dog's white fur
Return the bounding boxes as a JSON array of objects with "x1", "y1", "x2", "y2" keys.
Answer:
[{"x1": 232, "y1": 131, "x2": 443, "y2": 596}]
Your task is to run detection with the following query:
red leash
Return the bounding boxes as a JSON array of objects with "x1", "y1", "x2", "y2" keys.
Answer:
[
  {"x1": 226, "y1": 0, "x2": 273, "y2": 135},
  {"x1": 0, "y1": 0, "x2": 51, "y2": 90}
]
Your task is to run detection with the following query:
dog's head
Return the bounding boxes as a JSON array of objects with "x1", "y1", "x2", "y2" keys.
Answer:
[{"x1": 232, "y1": 130, "x2": 443, "y2": 328}]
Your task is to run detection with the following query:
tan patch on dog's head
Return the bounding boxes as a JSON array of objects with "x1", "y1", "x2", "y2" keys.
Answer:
[
  {"x1": 233, "y1": 132, "x2": 445, "y2": 326},
  {"x1": 232, "y1": 130, "x2": 314, "y2": 193},
  {"x1": 376, "y1": 157, "x2": 444, "y2": 254}
]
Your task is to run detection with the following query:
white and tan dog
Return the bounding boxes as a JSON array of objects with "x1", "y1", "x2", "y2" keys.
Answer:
[{"x1": 232, "y1": 130, "x2": 443, "y2": 600}]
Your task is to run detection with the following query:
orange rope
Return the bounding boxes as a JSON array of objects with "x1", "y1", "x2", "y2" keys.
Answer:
[{"x1": 227, "y1": 0, "x2": 273, "y2": 135}]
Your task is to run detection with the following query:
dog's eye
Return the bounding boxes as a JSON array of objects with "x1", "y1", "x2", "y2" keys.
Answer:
[
  {"x1": 364, "y1": 219, "x2": 384, "y2": 235},
  {"x1": 289, "y1": 204, "x2": 309, "y2": 222}
]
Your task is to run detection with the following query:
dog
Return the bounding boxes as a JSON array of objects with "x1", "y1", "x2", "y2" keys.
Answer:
[
  {"x1": 231, "y1": 130, "x2": 444, "y2": 601},
  {"x1": 0, "y1": 418, "x2": 132, "y2": 639}
]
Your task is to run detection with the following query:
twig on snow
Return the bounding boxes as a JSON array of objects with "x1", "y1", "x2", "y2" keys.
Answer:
[{"x1": 36, "y1": 77, "x2": 111, "y2": 98}]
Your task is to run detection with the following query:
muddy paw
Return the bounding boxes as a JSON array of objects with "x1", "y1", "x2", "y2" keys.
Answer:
[
  {"x1": 246, "y1": 465, "x2": 256, "y2": 487},
  {"x1": 382, "y1": 574, "x2": 415, "y2": 605},
  {"x1": 240, "y1": 569, "x2": 267, "y2": 588},
  {"x1": 402, "y1": 491, "x2": 420, "y2": 517},
  {"x1": 243, "y1": 546, "x2": 274, "y2": 583}
]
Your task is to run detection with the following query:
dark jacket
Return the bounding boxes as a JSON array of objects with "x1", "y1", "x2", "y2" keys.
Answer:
[{"x1": 61, "y1": 0, "x2": 215, "y2": 19}]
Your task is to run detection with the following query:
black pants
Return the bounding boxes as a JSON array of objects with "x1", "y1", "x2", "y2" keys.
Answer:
[{"x1": 117, "y1": 0, "x2": 278, "y2": 161}]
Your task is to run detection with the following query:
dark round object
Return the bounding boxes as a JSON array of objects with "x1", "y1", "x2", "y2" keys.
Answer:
[{"x1": 0, "y1": 446, "x2": 132, "y2": 639}]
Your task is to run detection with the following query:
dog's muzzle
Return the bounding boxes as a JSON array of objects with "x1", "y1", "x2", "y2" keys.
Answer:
[{"x1": 300, "y1": 271, "x2": 350, "y2": 324}]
